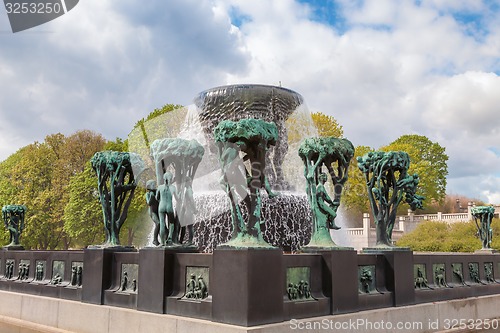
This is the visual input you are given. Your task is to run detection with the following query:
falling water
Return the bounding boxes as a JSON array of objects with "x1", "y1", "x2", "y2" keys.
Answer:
[{"x1": 136, "y1": 85, "x2": 324, "y2": 250}]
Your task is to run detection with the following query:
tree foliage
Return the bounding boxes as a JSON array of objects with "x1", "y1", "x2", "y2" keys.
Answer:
[
  {"x1": 311, "y1": 112, "x2": 343, "y2": 138},
  {"x1": 63, "y1": 162, "x2": 104, "y2": 247},
  {"x1": 381, "y1": 135, "x2": 448, "y2": 206},
  {"x1": 0, "y1": 131, "x2": 106, "y2": 249},
  {"x1": 396, "y1": 220, "x2": 495, "y2": 252},
  {"x1": 342, "y1": 146, "x2": 373, "y2": 223}
]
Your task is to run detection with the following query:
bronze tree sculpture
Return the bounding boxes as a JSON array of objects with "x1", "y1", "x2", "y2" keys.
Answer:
[
  {"x1": 2, "y1": 204, "x2": 27, "y2": 248},
  {"x1": 150, "y1": 138, "x2": 204, "y2": 246},
  {"x1": 214, "y1": 118, "x2": 278, "y2": 247},
  {"x1": 471, "y1": 205, "x2": 495, "y2": 250},
  {"x1": 298, "y1": 137, "x2": 354, "y2": 248},
  {"x1": 91, "y1": 151, "x2": 144, "y2": 247},
  {"x1": 357, "y1": 151, "x2": 424, "y2": 248}
]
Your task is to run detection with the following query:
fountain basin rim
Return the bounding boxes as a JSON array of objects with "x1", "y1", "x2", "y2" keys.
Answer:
[{"x1": 194, "y1": 83, "x2": 304, "y2": 105}]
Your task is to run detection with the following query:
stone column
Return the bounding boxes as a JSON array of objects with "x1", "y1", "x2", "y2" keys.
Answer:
[
  {"x1": 363, "y1": 213, "x2": 371, "y2": 248},
  {"x1": 468, "y1": 202, "x2": 473, "y2": 221},
  {"x1": 319, "y1": 249, "x2": 358, "y2": 314},
  {"x1": 382, "y1": 251, "x2": 415, "y2": 306},
  {"x1": 137, "y1": 248, "x2": 175, "y2": 313},
  {"x1": 211, "y1": 248, "x2": 283, "y2": 326},
  {"x1": 82, "y1": 248, "x2": 113, "y2": 305}
]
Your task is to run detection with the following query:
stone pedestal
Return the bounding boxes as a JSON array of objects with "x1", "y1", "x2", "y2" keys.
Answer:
[
  {"x1": 384, "y1": 250, "x2": 415, "y2": 306},
  {"x1": 318, "y1": 249, "x2": 358, "y2": 314},
  {"x1": 363, "y1": 248, "x2": 415, "y2": 306},
  {"x1": 211, "y1": 248, "x2": 283, "y2": 326},
  {"x1": 137, "y1": 248, "x2": 176, "y2": 314},
  {"x1": 81, "y1": 248, "x2": 113, "y2": 305}
]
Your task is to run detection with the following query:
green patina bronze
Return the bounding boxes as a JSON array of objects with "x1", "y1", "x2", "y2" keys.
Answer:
[
  {"x1": 2, "y1": 204, "x2": 27, "y2": 248},
  {"x1": 91, "y1": 151, "x2": 145, "y2": 247},
  {"x1": 471, "y1": 205, "x2": 495, "y2": 250},
  {"x1": 357, "y1": 151, "x2": 424, "y2": 248},
  {"x1": 150, "y1": 138, "x2": 204, "y2": 246},
  {"x1": 298, "y1": 137, "x2": 354, "y2": 248},
  {"x1": 214, "y1": 118, "x2": 278, "y2": 248}
]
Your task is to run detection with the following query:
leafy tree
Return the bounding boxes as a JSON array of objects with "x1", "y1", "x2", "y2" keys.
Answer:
[
  {"x1": 63, "y1": 162, "x2": 104, "y2": 247},
  {"x1": 0, "y1": 131, "x2": 106, "y2": 249},
  {"x1": 51, "y1": 131, "x2": 106, "y2": 248},
  {"x1": 396, "y1": 220, "x2": 492, "y2": 252},
  {"x1": 8, "y1": 141, "x2": 61, "y2": 249},
  {"x1": 128, "y1": 104, "x2": 186, "y2": 169},
  {"x1": 311, "y1": 112, "x2": 343, "y2": 138},
  {"x1": 381, "y1": 135, "x2": 448, "y2": 208},
  {"x1": 397, "y1": 221, "x2": 449, "y2": 251},
  {"x1": 342, "y1": 146, "x2": 374, "y2": 225}
]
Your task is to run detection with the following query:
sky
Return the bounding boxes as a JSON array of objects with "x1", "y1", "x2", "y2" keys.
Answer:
[{"x1": 1, "y1": 0, "x2": 500, "y2": 203}]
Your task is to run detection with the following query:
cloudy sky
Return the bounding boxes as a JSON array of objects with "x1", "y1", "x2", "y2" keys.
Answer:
[{"x1": 1, "y1": 0, "x2": 500, "y2": 203}]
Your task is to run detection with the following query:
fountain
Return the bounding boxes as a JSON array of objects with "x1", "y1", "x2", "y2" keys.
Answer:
[
  {"x1": 189, "y1": 85, "x2": 316, "y2": 251},
  {"x1": 193, "y1": 84, "x2": 304, "y2": 190}
]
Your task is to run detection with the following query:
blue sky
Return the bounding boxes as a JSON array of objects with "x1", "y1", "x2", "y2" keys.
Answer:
[{"x1": 1, "y1": 0, "x2": 500, "y2": 203}]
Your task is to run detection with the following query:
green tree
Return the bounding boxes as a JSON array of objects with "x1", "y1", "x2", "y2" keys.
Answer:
[
  {"x1": 64, "y1": 162, "x2": 105, "y2": 247},
  {"x1": 381, "y1": 135, "x2": 448, "y2": 208},
  {"x1": 311, "y1": 112, "x2": 343, "y2": 138},
  {"x1": 8, "y1": 140, "x2": 62, "y2": 249},
  {"x1": 0, "y1": 130, "x2": 106, "y2": 249},
  {"x1": 128, "y1": 104, "x2": 186, "y2": 170},
  {"x1": 342, "y1": 146, "x2": 373, "y2": 225},
  {"x1": 396, "y1": 221, "x2": 450, "y2": 251},
  {"x1": 397, "y1": 220, "x2": 489, "y2": 252}
]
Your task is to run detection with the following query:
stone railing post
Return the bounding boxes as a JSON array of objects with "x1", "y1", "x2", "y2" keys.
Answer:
[
  {"x1": 407, "y1": 209, "x2": 414, "y2": 222},
  {"x1": 399, "y1": 216, "x2": 406, "y2": 232},
  {"x1": 363, "y1": 213, "x2": 371, "y2": 247}
]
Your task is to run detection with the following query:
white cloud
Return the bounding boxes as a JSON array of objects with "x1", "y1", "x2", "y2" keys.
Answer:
[{"x1": 0, "y1": 0, "x2": 500, "y2": 203}]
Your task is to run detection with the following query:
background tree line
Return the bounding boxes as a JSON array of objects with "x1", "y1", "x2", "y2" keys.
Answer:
[{"x1": 0, "y1": 104, "x2": 452, "y2": 249}]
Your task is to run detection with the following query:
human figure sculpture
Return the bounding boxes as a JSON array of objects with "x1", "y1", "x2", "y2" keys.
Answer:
[
  {"x1": 185, "y1": 274, "x2": 197, "y2": 298},
  {"x1": 76, "y1": 266, "x2": 83, "y2": 286},
  {"x1": 287, "y1": 283, "x2": 298, "y2": 300},
  {"x1": 471, "y1": 206, "x2": 494, "y2": 250},
  {"x1": 415, "y1": 267, "x2": 429, "y2": 289},
  {"x1": 150, "y1": 138, "x2": 204, "y2": 247},
  {"x1": 299, "y1": 137, "x2": 354, "y2": 248},
  {"x1": 71, "y1": 266, "x2": 77, "y2": 286},
  {"x1": 184, "y1": 273, "x2": 208, "y2": 300},
  {"x1": 485, "y1": 264, "x2": 495, "y2": 283},
  {"x1": 469, "y1": 263, "x2": 481, "y2": 283},
  {"x1": 2, "y1": 205, "x2": 27, "y2": 248},
  {"x1": 358, "y1": 151, "x2": 424, "y2": 247},
  {"x1": 145, "y1": 180, "x2": 160, "y2": 246},
  {"x1": 452, "y1": 265, "x2": 465, "y2": 286},
  {"x1": 5, "y1": 261, "x2": 14, "y2": 279},
  {"x1": 16, "y1": 263, "x2": 23, "y2": 280},
  {"x1": 156, "y1": 172, "x2": 177, "y2": 246},
  {"x1": 51, "y1": 273, "x2": 62, "y2": 285},
  {"x1": 35, "y1": 262, "x2": 44, "y2": 281},
  {"x1": 360, "y1": 268, "x2": 373, "y2": 293},
  {"x1": 17, "y1": 263, "x2": 30, "y2": 281},
  {"x1": 316, "y1": 173, "x2": 341, "y2": 230},
  {"x1": 195, "y1": 276, "x2": 208, "y2": 299},
  {"x1": 435, "y1": 267, "x2": 447, "y2": 288},
  {"x1": 120, "y1": 271, "x2": 129, "y2": 291}
]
